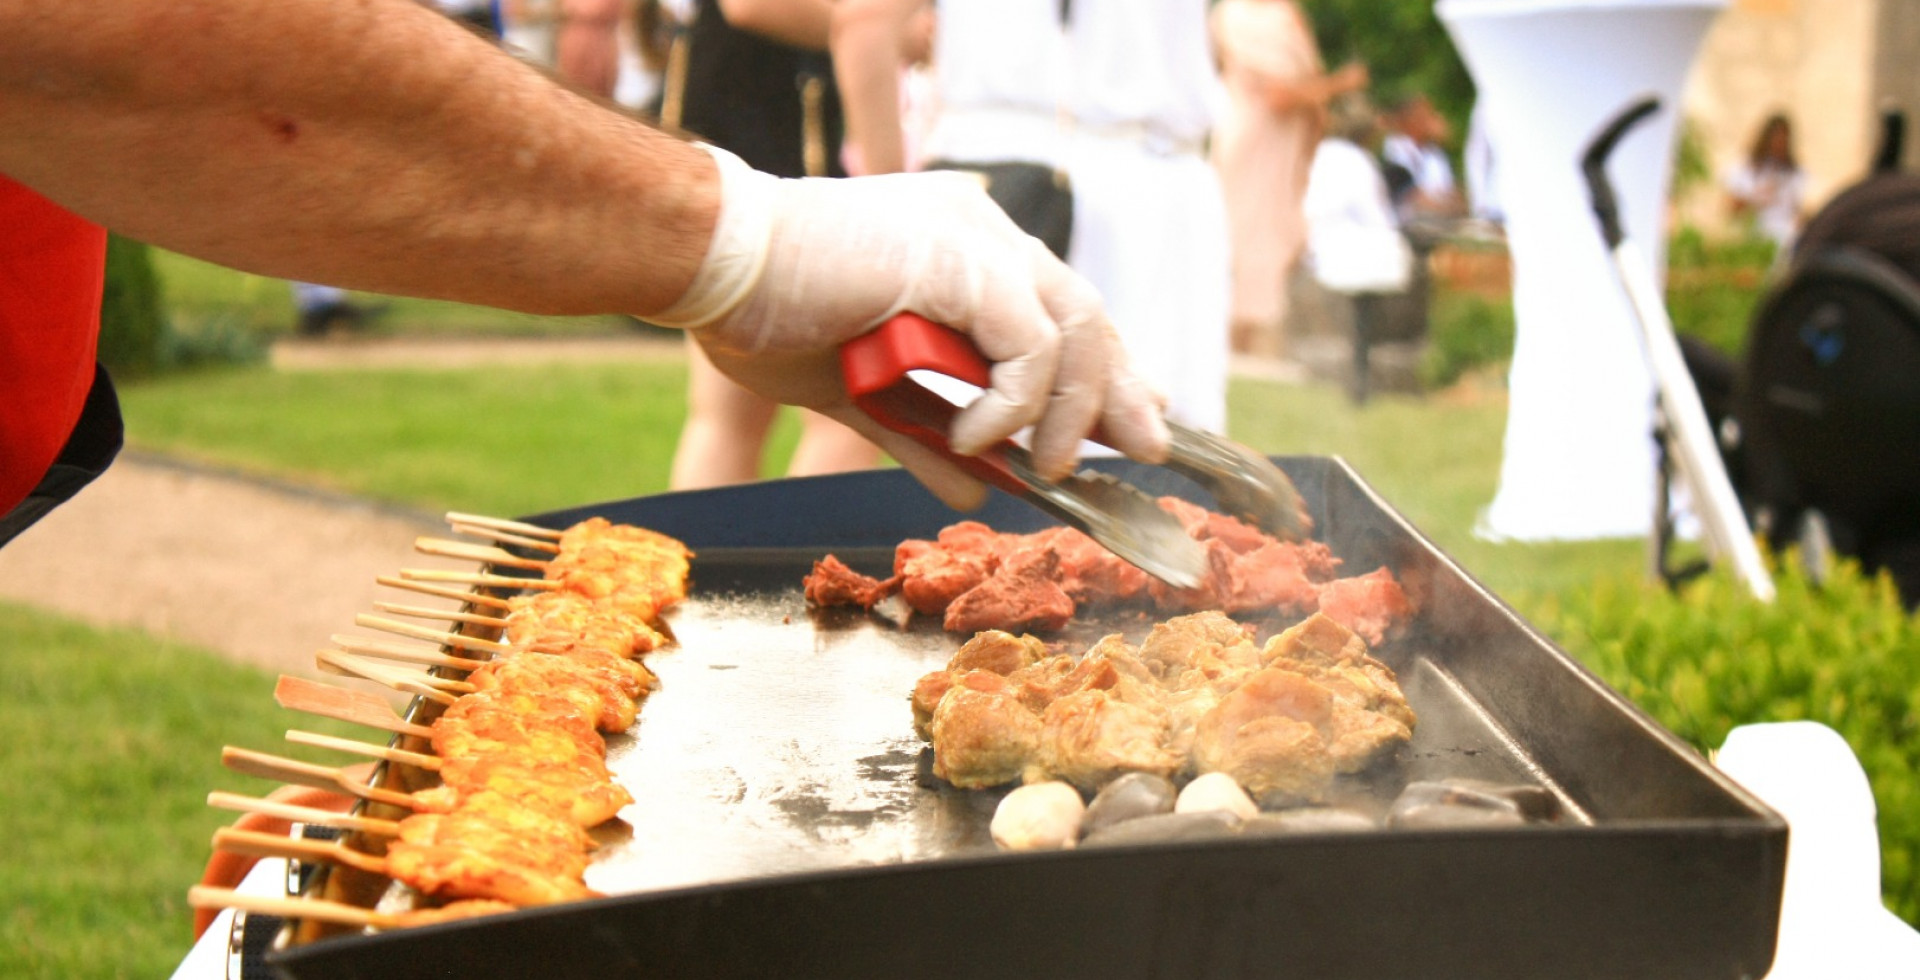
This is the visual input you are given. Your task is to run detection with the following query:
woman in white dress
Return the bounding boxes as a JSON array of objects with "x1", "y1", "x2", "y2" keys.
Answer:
[{"x1": 835, "y1": 0, "x2": 1232, "y2": 434}]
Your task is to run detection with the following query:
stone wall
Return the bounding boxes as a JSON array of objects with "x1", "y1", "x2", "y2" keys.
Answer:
[{"x1": 1678, "y1": 0, "x2": 1898, "y2": 232}]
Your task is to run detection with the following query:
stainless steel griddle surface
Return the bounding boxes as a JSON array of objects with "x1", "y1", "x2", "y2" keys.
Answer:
[
  {"x1": 273, "y1": 458, "x2": 1786, "y2": 980},
  {"x1": 589, "y1": 577, "x2": 1571, "y2": 897}
]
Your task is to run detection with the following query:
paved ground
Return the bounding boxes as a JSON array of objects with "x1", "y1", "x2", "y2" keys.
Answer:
[
  {"x1": 0, "y1": 335, "x2": 1310, "y2": 678},
  {"x1": 0, "y1": 452, "x2": 472, "y2": 680}
]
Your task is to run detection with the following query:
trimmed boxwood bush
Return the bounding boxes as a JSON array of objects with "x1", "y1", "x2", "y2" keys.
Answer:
[
  {"x1": 96, "y1": 234, "x2": 168, "y2": 379},
  {"x1": 1519, "y1": 555, "x2": 1920, "y2": 925}
]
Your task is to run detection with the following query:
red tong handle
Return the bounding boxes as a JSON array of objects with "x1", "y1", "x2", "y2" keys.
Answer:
[{"x1": 840, "y1": 313, "x2": 1031, "y2": 497}]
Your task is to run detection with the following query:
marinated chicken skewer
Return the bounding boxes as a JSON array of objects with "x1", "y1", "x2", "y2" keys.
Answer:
[
  {"x1": 443, "y1": 511, "x2": 565, "y2": 541},
  {"x1": 447, "y1": 521, "x2": 563, "y2": 553},
  {"x1": 345, "y1": 620, "x2": 658, "y2": 716},
  {"x1": 375, "y1": 575, "x2": 514, "y2": 611},
  {"x1": 189, "y1": 885, "x2": 516, "y2": 931},
  {"x1": 211, "y1": 516, "x2": 691, "y2": 925},
  {"x1": 207, "y1": 791, "x2": 600, "y2": 906},
  {"x1": 274, "y1": 675, "x2": 631, "y2": 827}
]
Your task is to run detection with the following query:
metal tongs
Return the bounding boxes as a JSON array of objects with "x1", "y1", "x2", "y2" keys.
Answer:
[{"x1": 841, "y1": 314, "x2": 1309, "y2": 589}]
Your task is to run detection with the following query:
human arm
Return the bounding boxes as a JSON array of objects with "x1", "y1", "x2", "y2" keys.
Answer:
[
  {"x1": 717, "y1": 0, "x2": 835, "y2": 49},
  {"x1": 556, "y1": 0, "x2": 626, "y2": 96},
  {"x1": 1261, "y1": 61, "x2": 1368, "y2": 115},
  {"x1": 830, "y1": 0, "x2": 922, "y2": 177},
  {"x1": 0, "y1": 0, "x2": 1167, "y2": 504},
  {"x1": 0, "y1": 0, "x2": 713, "y2": 316}
]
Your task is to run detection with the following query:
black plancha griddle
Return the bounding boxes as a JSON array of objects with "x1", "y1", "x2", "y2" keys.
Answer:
[{"x1": 269, "y1": 457, "x2": 1785, "y2": 980}]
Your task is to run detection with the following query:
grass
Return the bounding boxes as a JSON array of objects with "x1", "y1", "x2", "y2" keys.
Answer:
[
  {"x1": 0, "y1": 601, "x2": 358, "y2": 980},
  {"x1": 154, "y1": 249, "x2": 640, "y2": 340},
  {"x1": 119, "y1": 360, "x2": 804, "y2": 518}
]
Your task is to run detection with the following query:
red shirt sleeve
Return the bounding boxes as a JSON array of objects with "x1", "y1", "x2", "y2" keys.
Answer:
[{"x1": 0, "y1": 174, "x2": 108, "y2": 516}]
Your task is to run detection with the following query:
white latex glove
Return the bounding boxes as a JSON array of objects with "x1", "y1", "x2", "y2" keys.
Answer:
[{"x1": 648, "y1": 145, "x2": 1169, "y2": 509}]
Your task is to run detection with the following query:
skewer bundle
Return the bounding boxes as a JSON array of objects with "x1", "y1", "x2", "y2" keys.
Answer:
[{"x1": 192, "y1": 512, "x2": 692, "y2": 931}]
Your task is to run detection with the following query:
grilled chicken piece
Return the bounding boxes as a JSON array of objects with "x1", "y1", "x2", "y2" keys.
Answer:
[
  {"x1": 912, "y1": 631, "x2": 1053, "y2": 739},
  {"x1": 419, "y1": 754, "x2": 633, "y2": 827},
  {"x1": 1314, "y1": 567, "x2": 1414, "y2": 646},
  {"x1": 1264, "y1": 613, "x2": 1416, "y2": 732},
  {"x1": 896, "y1": 532, "x2": 996, "y2": 615},
  {"x1": 802, "y1": 555, "x2": 900, "y2": 608},
  {"x1": 467, "y1": 654, "x2": 641, "y2": 733},
  {"x1": 1030, "y1": 688, "x2": 1181, "y2": 791},
  {"x1": 387, "y1": 835, "x2": 597, "y2": 907},
  {"x1": 1192, "y1": 667, "x2": 1338, "y2": 804},
  {"x1": 1138, "y1": 611, "x2": 1257, "y2": 677},
  {"x1": 1039, "y1": 527, "x2": 1153, "y2": 605},
  {"x1": 944, "y1": 548, "x2": 1075, "y2": 634},
  {"x1": 506, "y1": 590, "x2": 666, "y2": 658},
  {"x1": 929, "y1": 672, "x2": 1042, "y2": 789},
  {"x1": 544, "y1": 519, "x2": 692, "y2": 620},
  {"x1": 384, "y1": 790, "x2": 600, "y2": 907}
]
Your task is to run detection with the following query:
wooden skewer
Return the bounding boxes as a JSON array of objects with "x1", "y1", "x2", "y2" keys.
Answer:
[
  {"x1": 327, "y1": 636, "x2": 486, "y2": 673},
  {"x1": 189, "y1": 885, "x2": 390, "y2": 930},
  {"x1": 372, "y1": 601, "x2": 511, "y2": 631},
  {"x1": 443, "y1": 511, "x2": 564, "y2": 541},
  {"x1": 221, "y1": 746, "x2": 423, "y2": 811},
  {"x1": 210, "y1": 828, "x2": 389, "y2": 876},
  {"x1": 414, "y1": 537, "x2": 550, "y2": 571},
  {"x1": 206, "y1": 790, "x2": 403, "y2": 837},
  {"x1": 449, "y1": 522, "x2": 562, "y2": 554},
  {"x1": 274, "y1": 676, "x2": 435, "y2": 740},
  {"x1": 375, "y1": 574, "x2": 513, "y2": 611},
  {"x1": 285, "y1": 729, "x2": 441, "y2": 771},
  {"x1": 400, "y1": 569, "x2": 559, "y2": 590},
  {"x1": 351, "y1": 614, "x2": 514, "y2": 657},
  {"x1": 315, "y1": 650, "x2": 461, "y2": 705}
]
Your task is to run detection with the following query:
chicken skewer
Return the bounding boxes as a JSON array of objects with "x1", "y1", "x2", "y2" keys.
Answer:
[
  {"x1": 375, "y1": 574, "x2": 514, "y2": 611},
  {"x1": 448, "y1": 522, "x2": 563, "y2": 553},
  {"x1": 207, "y1": 792, "x2": 600, "y2": 906},
  {"x1": 218, "y1": 516, "x2": 691, "y2": 921},
  {"x1": 189, "y1": 885, "x2": 517, "y2": 930},
  {"x1": 443, "y1": 511, "x2": 565, "y2": 541}
]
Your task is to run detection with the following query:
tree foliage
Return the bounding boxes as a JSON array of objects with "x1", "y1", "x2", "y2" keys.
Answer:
[{"x1": 1306, "y1": 0, "x2": 1477, "y2": 146}]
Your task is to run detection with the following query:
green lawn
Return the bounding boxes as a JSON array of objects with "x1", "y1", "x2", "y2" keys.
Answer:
[
  {"x1": 0, "y1": 602, "x2": 359, "y2": 980},
  {"x1": 154, "y1": 249, "x2": 640, "y2": 340}
]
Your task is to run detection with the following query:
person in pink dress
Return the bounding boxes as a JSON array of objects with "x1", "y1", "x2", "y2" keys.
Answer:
[{"x1": 1209, "y1": 0, "x2": 1367, "y2": 357}]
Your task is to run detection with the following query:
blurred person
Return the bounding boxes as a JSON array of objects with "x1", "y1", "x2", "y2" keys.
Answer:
[
  {"x1": 291, "y1": 282, "x2": 385, "y2": 338},
  {"x1": 835, "y1": 0, "x2": 1233, "y2": 435},
  {"x1": 431, "y1": 0, "x2": 503, "y2": 37},
  {"x1": 556, "y1": 0, "x2": 625, "y2": 96},
  {"x1": 665, "y1": 0, "x2": 884, "y2": 490},
  {"x1": 1380, "y1": 92, "x2": 1465, "y2": 223},
  {"x1": 1303, "y1": 93, "x2": 1411, "y2": 402},
  {"x1": 1725, "y1": 112, "x2": 1807, "y2": 252},
  {"x1": 1208, "y1": 0, "x2": 1367, "y2": 357},
  {"x1": 0, "y1": 0, "x2": 1171, "y2": 545}
]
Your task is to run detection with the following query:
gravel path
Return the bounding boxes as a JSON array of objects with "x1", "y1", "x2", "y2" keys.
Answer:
[{"x1": 0, "y1": 452, "x2": 474, "y2": 679}]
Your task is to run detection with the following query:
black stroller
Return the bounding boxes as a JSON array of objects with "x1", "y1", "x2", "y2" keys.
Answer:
[{"x1": 1690, "y1": 113, "x2": 1920, "y2": 606}]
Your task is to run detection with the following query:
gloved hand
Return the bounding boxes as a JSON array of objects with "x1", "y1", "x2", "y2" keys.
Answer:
[{"x1": 647, "y1": 145, "x2": 1168, "y2": 510}]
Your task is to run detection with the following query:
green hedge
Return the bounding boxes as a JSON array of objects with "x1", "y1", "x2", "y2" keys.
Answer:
[
  {"x1": 95, "y1": 234, "x2": 168, "y2": 379},
  {"x1": 97, "y1": 235, "x2": 263, "y2": 378},
  {"x1": 1520, "y1": 555, "x2": 1920, "y2": 925}
]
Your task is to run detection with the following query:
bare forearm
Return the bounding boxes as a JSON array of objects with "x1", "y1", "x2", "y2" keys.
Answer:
[
  {"x1": 0, "y1": 0, "x2": 714, "y2": 317},
  {"x1": 718, "y1": 0, "x2": 834, "y2": 49},
  {"x1": 831, "y1": 0, "x2": 911, "y2": 175}
]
